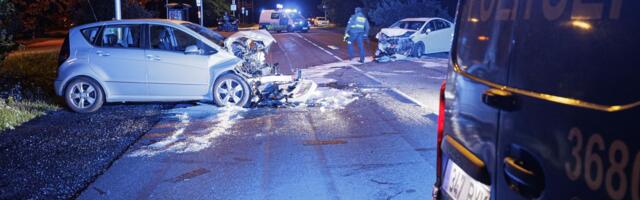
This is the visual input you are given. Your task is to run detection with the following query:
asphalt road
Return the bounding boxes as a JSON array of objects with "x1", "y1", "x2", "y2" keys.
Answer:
[{"x1": 79, "y1": 28, "x2": 449, "y2": 200}]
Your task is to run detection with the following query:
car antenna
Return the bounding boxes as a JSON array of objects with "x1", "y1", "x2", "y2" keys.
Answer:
[{"x1": 87, "y1": 0, "x2": 98, "y2": 22}]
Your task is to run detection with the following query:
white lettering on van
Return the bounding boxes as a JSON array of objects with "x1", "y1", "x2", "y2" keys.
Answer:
[
  {"x1": 543, "y1": 0, "x2": 569, "y2": 20},
  {"x1": 468, "y1": 0, "x2": 624, "y2": 21},
  {"x1": 609, "y1": 0, "x2": 623, "y2": 19},
  {"x1": 480, "y1": 0, "x2": 497, "y2": 21},
  {"x1": 565, "y1": 128, "x2": 639, "y2": 200},
  {"x1": 572, "y1": 0, "x2": 604, "y2": 20}
]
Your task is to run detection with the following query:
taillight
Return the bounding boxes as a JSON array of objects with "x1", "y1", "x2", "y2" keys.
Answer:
[{"x1": 435, "y1": 80, "x2": 446, "y2": 185}]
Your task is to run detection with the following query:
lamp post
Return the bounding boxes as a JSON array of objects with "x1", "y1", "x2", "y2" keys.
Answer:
[{"x1": 115, "y1": 0, "x2": 121, "y2": 20}]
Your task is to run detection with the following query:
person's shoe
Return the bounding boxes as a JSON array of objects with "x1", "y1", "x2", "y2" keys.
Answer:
[{"x1": 359, "y1": 59, "x2": 365, "y2": 64}]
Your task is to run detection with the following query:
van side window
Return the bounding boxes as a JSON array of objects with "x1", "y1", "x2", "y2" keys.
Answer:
[
  {"x1": 271, "y1": 13, "x2": 280, "y2": 19},
  {"x1": 453, "y1": 0, "x2": 516, "y2": 84},
  {"x1": 81, "y1": 27, "x2": 100, "y2": 45},
  {"x1": 99, "y1": 24, "x2": 141, "y2": 48}
]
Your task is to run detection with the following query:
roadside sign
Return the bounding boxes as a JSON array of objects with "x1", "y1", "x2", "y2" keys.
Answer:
[
  {"x1": 231, "y1": 4, "x2": 237, "y2": 11},
  {"x1": 196, "y1": 0, "x2": 201, "y2": 6}
]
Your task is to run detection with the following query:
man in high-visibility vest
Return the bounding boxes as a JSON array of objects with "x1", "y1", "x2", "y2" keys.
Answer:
[{"x1": 344, "y1": 7, "x2": 370, "y2": 63}]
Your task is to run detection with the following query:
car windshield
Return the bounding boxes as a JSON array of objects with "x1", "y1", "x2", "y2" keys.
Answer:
[
  {"x1": 181, "y1": 22, "x2": 225, "y2": 46},
  {"x1": 390, "y1": 21, "x2": 425, "y2": 31},
  {"x1": 288, "y1": 13, "x2": 305, "y2": 20}
]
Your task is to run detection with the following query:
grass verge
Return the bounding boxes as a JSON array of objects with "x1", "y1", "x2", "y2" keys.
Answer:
[
  {"x1": 0, "y1": 98, "x2": 58, "y2": 131},
  {"x1": 0, "y1": 50, "x2": 60, "y2": 131}
]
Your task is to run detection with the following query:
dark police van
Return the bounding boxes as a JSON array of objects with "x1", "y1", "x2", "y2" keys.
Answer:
[{"x1": 434, "y1": 0, "x2": 639, "y2": 199}]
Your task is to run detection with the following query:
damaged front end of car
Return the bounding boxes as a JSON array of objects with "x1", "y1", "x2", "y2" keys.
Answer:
[
  {"x1": 375, "y1": 28, "x2": 417, "y2": 62},
  {"x1": 225, "y1": 30, "x2": 317, "y2": 107}
]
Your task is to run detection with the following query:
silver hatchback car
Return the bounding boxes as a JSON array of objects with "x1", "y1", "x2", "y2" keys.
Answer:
[{"x1": 55, "y1": 19, "x2": 267, "y2": 113}]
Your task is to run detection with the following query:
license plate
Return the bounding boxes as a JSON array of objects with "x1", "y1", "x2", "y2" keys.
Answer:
[{"x1": 442, "y1": 160, "x2": 490, "y2": 200}]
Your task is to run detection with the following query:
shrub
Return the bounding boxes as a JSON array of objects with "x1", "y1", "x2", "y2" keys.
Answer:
[
  {"x1": 368, "y1": 0, "x2": 450, "y2": 28},
  {"x1": 0, "y1": 50, "x2": 59, "y2": 101}
]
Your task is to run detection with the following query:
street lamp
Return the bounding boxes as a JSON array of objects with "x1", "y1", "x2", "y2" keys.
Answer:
[{"x1": 115, "y1": 0, "x2": 121, "y2": 20}]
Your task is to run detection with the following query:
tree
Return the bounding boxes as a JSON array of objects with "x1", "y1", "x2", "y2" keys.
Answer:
[
  {"x1": 367, "y1": 0, "x2": 450, "y2": 27},
  {"x1": 0, "y1": 0, "x2": 17, "y2": 62},
  {"x1": 11, "y1": 0, "x2": 74, "y2": 38},
  {"x1": 322, "y1": 0, "x2": 363, "y2": 26},
  {"x1": 203, "y1": 0, "x2": 230, "y2": 27}
]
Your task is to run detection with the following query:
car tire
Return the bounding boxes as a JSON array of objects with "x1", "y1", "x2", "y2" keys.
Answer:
[
  {"x1": 64, "y1": 77, "x2": 104, "y2": 113},
  {"x1": 411, "y1": 42, "x2": 425, "y2": 58},
  {"x1": 213, "y1": 73, "x2": 251, "y2": 107}
]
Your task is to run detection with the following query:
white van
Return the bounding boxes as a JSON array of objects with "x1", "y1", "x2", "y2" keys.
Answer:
[{"x1": 259, "y1": 9, "x2": 309, "y2": 33}]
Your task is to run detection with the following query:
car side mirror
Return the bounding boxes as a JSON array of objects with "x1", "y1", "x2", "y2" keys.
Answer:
[{"x1": 184, "y1": 45, "x2": 202, "y2": 55}]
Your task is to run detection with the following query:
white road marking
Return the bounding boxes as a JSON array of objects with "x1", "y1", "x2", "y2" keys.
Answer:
[
  {"x1": 327, "y1": 45, "x2": 339, "y2": 50},
  {"x1": 295, "y1": 33, "x2": 430, "y2": 110}
]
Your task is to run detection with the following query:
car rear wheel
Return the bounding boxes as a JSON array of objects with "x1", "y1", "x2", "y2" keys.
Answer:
[
  {"x1": 411, "y1": 42, "x2": 425, "y2": 58},
  {"x1": 64, "y1": 77, "x2": 104, "y2": 113},
  {"x1": 213, "y1": 74, "x2": 250, "y2": 107}
]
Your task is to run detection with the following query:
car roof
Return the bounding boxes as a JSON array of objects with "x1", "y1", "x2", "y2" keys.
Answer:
[
  {"x1": 400, "y1": 17, "x2": 442, "y2": 22},
  {"x1": 73, "y1": 18, "x2": 187, "y2": 30}
]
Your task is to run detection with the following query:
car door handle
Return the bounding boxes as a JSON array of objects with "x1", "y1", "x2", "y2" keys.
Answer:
[
  {"x1": 482, "y1": 88, "x2": 519, "y2": 111},
  {"x1": 503, "y1": 144, "x2": 545, "y2": 198},
  {"x1": 146, "y1": 55, "x2": 160, "y2": 61},
  {"x1": 96, "y1": 51, "x2": 110, "y2": 56}
]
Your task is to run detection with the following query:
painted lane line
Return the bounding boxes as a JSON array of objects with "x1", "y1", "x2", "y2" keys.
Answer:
[
  {"x1": 295, "y1": 33, "x2": 429, "y2": 110},
  {"x1": 327, "y1": 45, "x2": 339, "y2": 50}
]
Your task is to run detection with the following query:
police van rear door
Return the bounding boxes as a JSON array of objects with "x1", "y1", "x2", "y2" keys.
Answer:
[
  {"x1": 494, "y1": 0, "x2": 640, "y2": 199},
  {"x1": 440, "y1": 0, "x2": 519, "y2": 199}
]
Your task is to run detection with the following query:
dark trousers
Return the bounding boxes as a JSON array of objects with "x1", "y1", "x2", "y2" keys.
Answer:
[{"x1": 347, "y1": 32, "x2": 365, "y2": 62}]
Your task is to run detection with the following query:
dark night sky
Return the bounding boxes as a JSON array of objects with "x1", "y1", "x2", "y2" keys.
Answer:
[{"x1": 253, "y1": 0, "x2": 324, "y2": 17}]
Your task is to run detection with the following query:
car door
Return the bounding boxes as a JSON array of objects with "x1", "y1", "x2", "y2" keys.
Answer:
[
  {"x1": 421, "y1": 21, "x2": 438, "y2": 54},
  {"x1": 90, "y1": 23, "x2": 147, "y2": 100},
  {"x1": 435, "y1": 20, "x2": 453, "y2": 52},
  {"x1": 145, "y1": 24, "x2": 212, "y2": 99},
  {"x1": 495, "y1": 0, "x2": 640, "y2": 199},
  {"x1": 439, "y1": 0, "x2": 519, "y2": 199}
]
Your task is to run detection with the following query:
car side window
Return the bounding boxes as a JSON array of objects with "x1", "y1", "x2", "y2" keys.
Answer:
[
  {"x1": 424, "y1": 21, "x2": 436, "y2": 33},
  {"x1": 81, "y1": 27, "x2": 100, "y2": 45},
  {"x1": 150, "y1": 25, "x2": 175, "y2": 51},
  {"x1": 149, "y1": 25, "x2": 215, "y2": 55},
  {"x1": 435, "y1": 20, "x2": 450, "y2": 30},
  {"x1": 100, "y1": 24, "x2": 140, "y2": 48},
  {"x1": 173, "y1": 29, "x2": 216, "y2": 54}
]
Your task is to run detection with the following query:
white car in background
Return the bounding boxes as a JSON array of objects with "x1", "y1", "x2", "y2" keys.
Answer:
[
  {"x1": 375, "y1": 18, "x2": 454, "y2": 57},
  {"x1": 313, "y1": 17, "x2": 330, "y2": 26}
]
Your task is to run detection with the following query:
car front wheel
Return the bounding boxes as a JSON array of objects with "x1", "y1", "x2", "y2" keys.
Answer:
[
  {"x1": 411, "y1": 42, "x2": 425, "y2": 58},
  {"x1": 64, "y1": 77, "x2": 104, "y2": 113},
  {"x1": 213, "y1": 74, "x2": 250, "y2": 107}
]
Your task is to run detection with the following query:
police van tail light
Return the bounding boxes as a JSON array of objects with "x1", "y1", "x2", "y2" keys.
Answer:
[{"x1": 436, "y1": 80, "x2": 446, "y2": 185}]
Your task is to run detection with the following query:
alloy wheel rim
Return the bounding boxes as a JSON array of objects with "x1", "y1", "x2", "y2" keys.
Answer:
[
  {"x1": 217, "y1": 79, "x2": 244, "y2": 105},
  {"x1": 69, "y1": 82, "x2": 97, "y2": 109}
]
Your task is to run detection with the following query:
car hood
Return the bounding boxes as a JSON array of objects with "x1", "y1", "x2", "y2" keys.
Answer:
[
  {"x1": 224, "y1": 30, "x2": 276, "y2": 51},
  {"x1": 378, "y1": 28, "x2": 416, "y2": 37}
]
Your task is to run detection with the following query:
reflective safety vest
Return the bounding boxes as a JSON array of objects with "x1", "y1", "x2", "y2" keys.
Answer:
[
  {"x1": 350, "y1": 16, "x2": 367, "y2": 30},
  {"x1": 347, "y1": 14, "x2": 368, "y2": 35}
]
